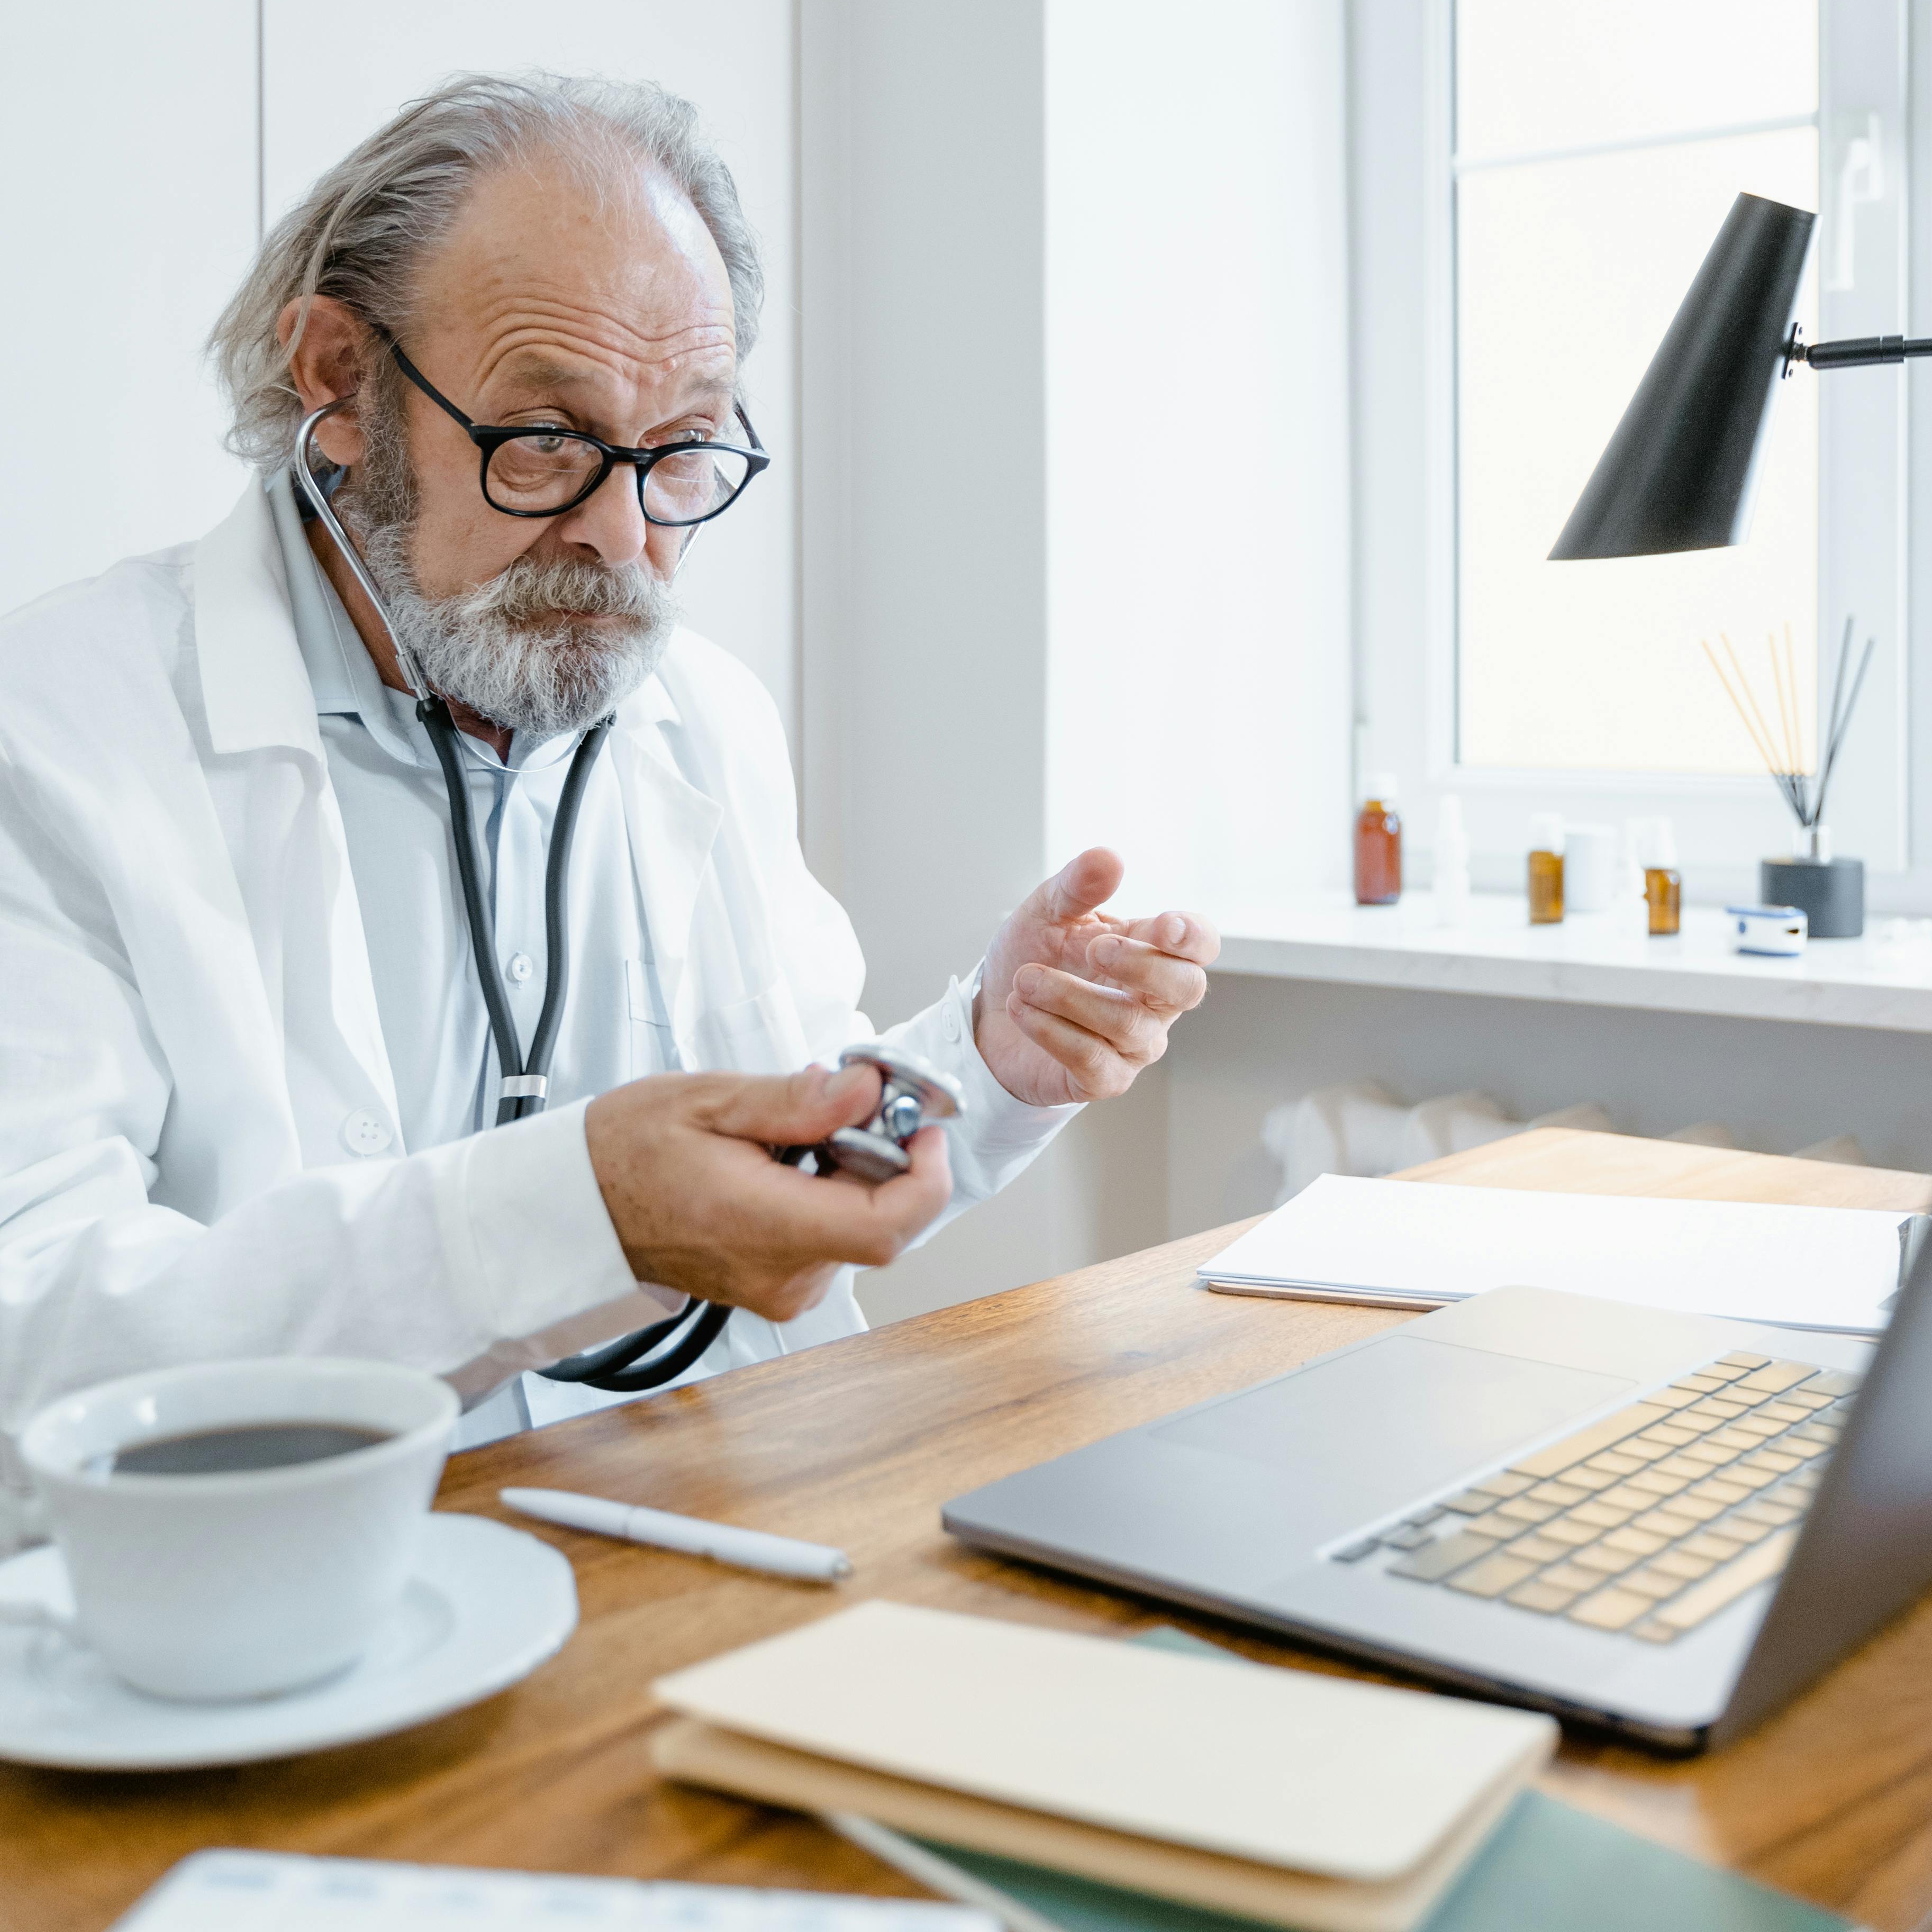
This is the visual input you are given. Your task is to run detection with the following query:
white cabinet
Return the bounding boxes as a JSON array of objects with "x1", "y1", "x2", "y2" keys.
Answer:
[{"x1": 0, "y1": 0, "x2": 257, "y2": 616}]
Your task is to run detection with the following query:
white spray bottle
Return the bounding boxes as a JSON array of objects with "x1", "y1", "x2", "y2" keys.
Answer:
[{"x1": 1435, "y1": 794, "x2": 1471, "y2": 927}]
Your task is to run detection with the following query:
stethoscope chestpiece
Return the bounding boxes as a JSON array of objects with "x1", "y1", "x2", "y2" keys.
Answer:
[{"x1": 814, "y1": 1044, "x2": 966, "y2": 1182}]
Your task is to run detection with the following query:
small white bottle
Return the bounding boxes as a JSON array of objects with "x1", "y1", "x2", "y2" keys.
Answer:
[
  {"x1": 1435, "y1": 794, "x2": 1471, "y2": 927},
  {"x1": 1619, "y1": 817, "x2": 1649, "y2": 914}
]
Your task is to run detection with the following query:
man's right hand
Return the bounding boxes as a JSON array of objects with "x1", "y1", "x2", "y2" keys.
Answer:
[{"x1": 584, "y1": 1063, "x2": 950, "y2": 1321}]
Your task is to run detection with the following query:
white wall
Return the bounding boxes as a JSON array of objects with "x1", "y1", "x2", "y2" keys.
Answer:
[
  {"x1": 0, "y1": 0, "x2": 256, "y2": 614},
  {"x1": 1045, "y1": 0, "x2": 1353, "y2": 916},
  {"x1": 800, "y1": 0, "x2": 1050, "y2": 1018},
  {"x1": 801, "y1": 0, "x2": 1130, "y2": 1322},
  {"x1": 802, "y1": 0, "x2": 1354, "y2": 1321},
  {"x1": 804, "y1": 0, "x2": 1353, "y2": 973}
]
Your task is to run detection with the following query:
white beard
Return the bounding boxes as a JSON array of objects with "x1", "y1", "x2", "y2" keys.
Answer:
[{"x1": 353, "y1": 519, "x2": 679, "y2": 738}]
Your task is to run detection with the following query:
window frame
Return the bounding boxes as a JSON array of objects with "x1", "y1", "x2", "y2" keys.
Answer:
[{"x1": 1353, "y1": 0, "x2": 1916, "y2": 905}]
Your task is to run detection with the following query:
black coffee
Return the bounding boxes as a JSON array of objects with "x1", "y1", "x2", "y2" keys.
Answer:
[{"x1": 103, "y1": 1422, "x2": 393, "y2": 1477}]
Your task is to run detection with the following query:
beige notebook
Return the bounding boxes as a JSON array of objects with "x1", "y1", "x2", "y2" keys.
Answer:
[{"x1": 650, "y1": 1602, "x2": 1555, "y2": 1932}]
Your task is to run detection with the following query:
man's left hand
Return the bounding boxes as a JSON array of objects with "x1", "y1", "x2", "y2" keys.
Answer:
[{"x1": 975, "y1": 849, "x2": 1219, "y2": 1108}]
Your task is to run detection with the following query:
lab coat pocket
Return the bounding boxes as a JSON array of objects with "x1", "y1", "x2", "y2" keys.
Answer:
[
  {"x1": 625, "y1": 957, "x2": 680, "y2": 1080},
  {"x1": 686, "y1": 982, "x2": 807, "y2": 1075}
]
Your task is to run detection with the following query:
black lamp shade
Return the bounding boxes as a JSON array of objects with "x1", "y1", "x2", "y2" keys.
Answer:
[{"x1": 1549, "y1": 192, "x2": 1816, "y2": 560}]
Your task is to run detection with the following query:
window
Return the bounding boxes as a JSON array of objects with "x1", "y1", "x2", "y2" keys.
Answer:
[
  {"x1": 1455, "y1": 0, "x2": 1819, "y2": 775},
  {"x1": 1352, "y1": 0, "x2": 1912, "y2": 893}
]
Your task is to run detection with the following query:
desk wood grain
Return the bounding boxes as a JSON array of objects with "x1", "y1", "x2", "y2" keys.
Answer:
[{"x1": 7, "y1": 1128, "x2": 1931, "y2": 1931}]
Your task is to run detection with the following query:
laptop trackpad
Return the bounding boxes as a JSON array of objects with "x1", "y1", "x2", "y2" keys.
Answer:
[{"x1": 1152, "y1": 1335, "x2": 1633, "y2": 1525}]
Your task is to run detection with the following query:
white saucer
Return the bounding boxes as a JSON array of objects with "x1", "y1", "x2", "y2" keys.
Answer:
[{"x1": 0, "y1": 1513, "x2": 576, "y2": 1770}]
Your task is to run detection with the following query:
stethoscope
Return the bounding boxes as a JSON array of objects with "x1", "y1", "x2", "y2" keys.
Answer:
[{"x1": 293, "y1": 403, "x2": 963, "y2": 1394}]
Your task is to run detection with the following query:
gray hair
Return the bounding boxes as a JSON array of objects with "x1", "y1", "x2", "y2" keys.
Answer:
[{"x1": 208, "y1": 71, "x2": 763, "y2": 471}]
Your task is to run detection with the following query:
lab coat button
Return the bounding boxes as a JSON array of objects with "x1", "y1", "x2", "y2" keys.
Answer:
[
  {"x1": 507, "y1": 951, "x2": 534, "y2": 984},
  {"x1": 342, "y1": 1109, "x2": 393, "y2": 1157},
  {"x1": 942, "y1": 1001, "x2": 961, "y2": 1042}
]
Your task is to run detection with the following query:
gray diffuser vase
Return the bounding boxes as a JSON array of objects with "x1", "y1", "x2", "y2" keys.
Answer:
[{"x1": 1761, "y1": 851, "x2": 1864, "y2": 939}]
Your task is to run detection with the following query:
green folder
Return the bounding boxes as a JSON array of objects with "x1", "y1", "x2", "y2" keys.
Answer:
[{"x1": 883, "y1": 1630, "x2": 1852, "y2": 1932}]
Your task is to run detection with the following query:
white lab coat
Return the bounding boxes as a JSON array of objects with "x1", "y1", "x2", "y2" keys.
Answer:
[{"x1": 0, "y1": 485, "x2": 1070, "y2": 1517}]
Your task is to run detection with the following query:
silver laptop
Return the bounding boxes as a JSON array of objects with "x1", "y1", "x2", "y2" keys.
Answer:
[{"x1": 944, "y1": 1239, "x2": 1932, "y2": 1751}]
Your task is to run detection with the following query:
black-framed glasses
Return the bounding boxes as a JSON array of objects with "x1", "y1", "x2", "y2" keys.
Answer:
[{"x1": 389, "y1": 341, "x2": 769, "y2": 526}]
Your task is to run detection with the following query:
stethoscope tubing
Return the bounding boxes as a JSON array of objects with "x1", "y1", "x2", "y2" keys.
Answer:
[
  {"x1": 291, "y1": 404, "x2": 725, "y2": 1392},
  {"x1": 418, "y1": 699, "x2": 611, "y2": 1126},
  {"x1": 419, "y1": 700, "x2": 534, "y2": 1124}
]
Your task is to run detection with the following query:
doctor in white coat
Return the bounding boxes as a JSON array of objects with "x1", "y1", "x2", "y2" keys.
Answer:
[{"x1": 0, "y1": 76, "x2": 1216, "y2": 1503}]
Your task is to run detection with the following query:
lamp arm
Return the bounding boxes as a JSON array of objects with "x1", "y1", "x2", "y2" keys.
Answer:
[{"x1": 1789, "y1": 328, "x2": 1932, "y2": 371}]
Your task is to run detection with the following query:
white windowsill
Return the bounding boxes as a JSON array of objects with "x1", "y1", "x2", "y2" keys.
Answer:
[{"x1": 1217, "y1": 893, "x2": 1932, "y2": 1033}]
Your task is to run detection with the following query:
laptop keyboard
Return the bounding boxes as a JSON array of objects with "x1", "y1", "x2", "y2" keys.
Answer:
[{"x1": 1330, "y1": 1351, "x2": 1862, "y2": 1643}]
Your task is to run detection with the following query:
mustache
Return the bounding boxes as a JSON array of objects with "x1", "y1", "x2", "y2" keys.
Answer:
[{"x1": 453, "y1": 555, "x2": 666, "y2": 625}]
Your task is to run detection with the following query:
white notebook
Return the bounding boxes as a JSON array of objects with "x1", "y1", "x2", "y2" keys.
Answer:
[
  {"x1": 1199, "y1": 1174, "x2": 1916, "y2": 1337},
  {"x1": 114, "y1": 1851, "x2": 997, "y2": 1932}
]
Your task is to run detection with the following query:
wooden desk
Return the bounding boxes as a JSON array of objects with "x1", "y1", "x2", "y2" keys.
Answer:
[{"x1": 8, "y1": 1128, "x2": 1932, "y2": 1932}]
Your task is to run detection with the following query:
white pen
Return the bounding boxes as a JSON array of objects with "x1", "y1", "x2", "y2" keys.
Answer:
[{"x1": 500, "y1": 1486, "x2": 854, "y2": 1584}]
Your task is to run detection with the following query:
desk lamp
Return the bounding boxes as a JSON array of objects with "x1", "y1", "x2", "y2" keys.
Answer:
[{"x1": 1549, "y1": 190, "x2": 1915, "y2": 936}]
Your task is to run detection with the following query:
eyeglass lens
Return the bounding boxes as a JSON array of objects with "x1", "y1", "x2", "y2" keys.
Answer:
[{"x1": 484, "y1": 433, "x2": 754, "y2": 524}]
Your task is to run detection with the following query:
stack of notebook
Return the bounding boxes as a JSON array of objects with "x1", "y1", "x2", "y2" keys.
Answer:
[{"x1": 651, "y1": 1603, "x2": 1852, "y2": 1932}]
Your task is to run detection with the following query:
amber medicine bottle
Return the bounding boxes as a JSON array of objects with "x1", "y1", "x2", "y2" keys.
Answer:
[
  {"x1": 1354, "y1": 774, "x2": 1402, "y2": 906},
  {"x1": 1527, "y1": 814, "x2": 1565, "y2": 924},
  {"x1": 1640, "y1": 818, "x2": 1682, "y2": 936}
]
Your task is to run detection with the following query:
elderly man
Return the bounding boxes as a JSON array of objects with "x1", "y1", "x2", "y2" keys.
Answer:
[{"x1": 0, "y1": 74, "x2": 1214, "y2": 1478}]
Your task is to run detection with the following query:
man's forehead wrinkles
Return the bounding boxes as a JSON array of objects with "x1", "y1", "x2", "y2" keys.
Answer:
[
  {"x1": 471, "y1": 311, "x2": 735, "y2": 398},
  {"x1": 490, "y1": 342, "x2": 734, "y2": 394},
  {"x1": 473, "y1": 288, "x2": 734, "y2": 359},
  {"x1": 483, "y1": 321, "x2": 736, "y2": 380}
]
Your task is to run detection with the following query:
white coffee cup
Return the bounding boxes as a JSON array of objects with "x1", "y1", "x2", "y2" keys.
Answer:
[
  {"x1": 16, "y1": 1357, "x2": 456, "y2": 1701},
  {"x1": 1563, "y1": 822, "x2": 1619, "y2": 913}
]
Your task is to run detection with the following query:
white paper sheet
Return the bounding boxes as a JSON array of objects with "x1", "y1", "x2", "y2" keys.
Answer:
[
  {"x1": 1199, "y1": 1175, "x2": 1915, "y2": 1336},
  {"x1": 114, "y1": 1852, "x2": 995, "y2": 1932}
]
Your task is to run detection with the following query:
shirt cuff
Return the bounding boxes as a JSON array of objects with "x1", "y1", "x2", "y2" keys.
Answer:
[
  {"x1": 427, "y1": 1098, "x2": 639, "y2": 1343},
  {"x1": 884, "y1": 963, "x2": 1082, "y2": 1191},
  {"x1": 946, "y1": 961, "x2": 1084, "y2": 1156}
]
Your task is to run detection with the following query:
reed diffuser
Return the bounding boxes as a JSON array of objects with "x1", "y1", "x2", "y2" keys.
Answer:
[{"x1": 1700, "y1": 618, "x2": 1875, "y2": 938}]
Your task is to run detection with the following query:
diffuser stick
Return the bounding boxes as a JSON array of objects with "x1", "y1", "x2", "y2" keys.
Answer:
[
  {"x1": 1815, "y1": 634, "x2": 1876, "y2": 829},
  {"x1": 1784, "y1": 623, "x2": 1807, "y2": 776},
  {"x1": 1703, "y1": 638, "x2": 1807, "y2": 822},
  {"x1": 1722, "y1": 633, "x2": 1792, "y2": 786},
  {"x1": 1782, "y1": 631, "x2": 1811, "y2": 820},
  {"x1": 1702, "y1": 638, "x2": 1783, "y2": 776},
  {"x1": 1768, "y1": 631, "x2": 1798, "y2": 783},
  {"x1": 1823, "y1": 615, "x2": 1854, "y2": 781}
]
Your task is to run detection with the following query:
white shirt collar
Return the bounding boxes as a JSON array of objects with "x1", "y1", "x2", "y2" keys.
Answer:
[
  {"x1": 265, "y1": 468, "x2": 377, "y2": 718},
  {"x1": 264, "y1": 468, "x2": 583, "y2": 776}
]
